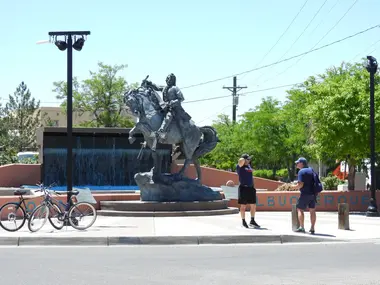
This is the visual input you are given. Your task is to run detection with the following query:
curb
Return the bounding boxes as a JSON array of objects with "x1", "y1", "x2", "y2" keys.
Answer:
[
  {"x1": 0, "y1": 234, "x2": 342, "y2": 246},
  {"x1": 97, "y1": 208, "x2": 239, "y2": 217}
]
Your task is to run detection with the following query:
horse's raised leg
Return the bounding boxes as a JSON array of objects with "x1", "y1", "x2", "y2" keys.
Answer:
[
  {"x1": 193, "y1": 157, "x2": 202, "y2": 184},
  {"x1": 151, "y1": 149, "x2": 162, "y2": 181},
  {"x1": 177, "y1": 158, "x2": 190, "y2": 178}
]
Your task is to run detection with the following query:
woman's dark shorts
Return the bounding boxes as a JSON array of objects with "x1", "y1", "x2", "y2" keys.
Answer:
[{"x1": 238, "y1": 185, "x2": 257, "y2": 205}]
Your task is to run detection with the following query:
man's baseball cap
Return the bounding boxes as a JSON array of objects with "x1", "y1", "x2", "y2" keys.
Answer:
[
  {"x1": 241, "y1": 153, "x2": 251, "y2": 160},
  {"x1": 295, "y1": 157, "x2": 307, "y2": 164}
]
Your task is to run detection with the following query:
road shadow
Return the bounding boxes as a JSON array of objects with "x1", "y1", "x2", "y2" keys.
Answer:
[
  {"x1": 97, "y1": 225, "x2": 138, "y2": 229},
  {"x1": 310, "y1": 233, "x2": 336, "y2": 238},
  {"x1": 253, "y1": 227, "x2": 269, "y2": 231},
  {"x1": 349, "y1": 212, "x2": 367, "y2": 216}
]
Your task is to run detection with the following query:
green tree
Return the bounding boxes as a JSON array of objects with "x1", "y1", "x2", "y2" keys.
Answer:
[
  {"x1": 1, "y1": 82, "x2": 42, "y2": 151},
  {"x1": 280, "y1": 85, "x2": 313, "y2": 181},
  {"x1": 42, "y1": 113, "x2": 57, "y2": 127},
  {"x1": 199, "y1": 114, "x2": 243, "y2": 171},
  {"x1": 306, "y1": 62, "x2": 380, "y2": 190},
  {"x1": 239, "y1": 97, "x2": 288, "y2": 177},
  {"x1": 52, "y1": 62, "x2": 137, "y2": 128}
]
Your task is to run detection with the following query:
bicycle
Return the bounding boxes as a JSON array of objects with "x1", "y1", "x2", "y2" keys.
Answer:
[
  {"x1": 27, "y1": 185, "x2": 97, "y2": 233},
  {"x1": 0, "y1": 183, "x2": 60, "y2": 232}
]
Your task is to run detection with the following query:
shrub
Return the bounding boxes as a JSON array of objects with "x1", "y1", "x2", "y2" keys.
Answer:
[
  {"x1": 254, "y1": 168, "x2": 288, "y2": 181},
  {"x1": 254, "y1": 169, "x2": 274, "y2": 180},
  {"x1": 275, "y1": 183, "x2": 297, "y2": 191},
  {"x1": 276, "y1": 168, "x2": 288, "y2": 180},
  {"x1": 321, "y1": 175, "x2": 344, "y2": 190},
  {"x1": 0, "y1": 148, "x2": 18, "y2": 165}
]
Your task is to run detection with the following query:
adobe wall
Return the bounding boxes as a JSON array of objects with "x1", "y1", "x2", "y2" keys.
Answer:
[
  {"x1": 223, "y1": 188, "x2": 380, "y2": 212},
  {"x1": 0, "y1": 164, "x2": 41, "y2": 187},
  {"x1": 171, "y1": 163, "x2": 283, "y2": 190},
  {"x1": 0, "y1": 163, "x2": 284, "y2": 191}
]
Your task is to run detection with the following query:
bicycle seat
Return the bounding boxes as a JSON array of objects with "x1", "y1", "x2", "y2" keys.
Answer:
[
  {"x1": 69, "y1": 190, "x2": 80, "y2": 196},
  {"x1": 14, "y1": 190, "x2": 27, "y2": 196}
]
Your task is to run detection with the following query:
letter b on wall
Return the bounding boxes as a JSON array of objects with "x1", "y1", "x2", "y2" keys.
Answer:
[{"x1": 267, "y1": 196, "x2": 275, "y2": 206}]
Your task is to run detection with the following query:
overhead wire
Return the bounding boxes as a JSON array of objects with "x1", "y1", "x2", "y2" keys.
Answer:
[
  {"x1": 240, "y1": 0, "x2": 310, "y2": 81},
  {"x1": 253, "y1": 0, "x2": 329, "y2": 83},
  {"x1": 349, "y1": 38, "x2": 380, "y2": 63},
  {"x1": 261, "y1": 0, "x2": 359, "y2": 84},
  {"x1": 308, "y1": 0, "x2": 341, "y2": 38},
  {"x1": 183, "y1": 82, "x2": 302, "y2": 105},
  {"x1": 195, "y1": 105, "x2": 232, "y2": 125},
  {"x1": 180, "y1": 23, "x2": 380, "y2": 90}
]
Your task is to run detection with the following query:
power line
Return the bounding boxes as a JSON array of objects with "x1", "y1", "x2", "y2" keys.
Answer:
[
  {"x1": 263, "y1": 0, "x2": 359, "y2": 83},
  {"x1": 253, "y1": 0, "x2": 329, "y2": 83},
  {"x1": 181, "y1": 23, "x2": 380, "y2": 90},
  {"x1": 196, "y1": 105, "x2": 231, "y2": 125},
  {"x1": 239, "y1": 83, "x2": 303, "y2": 97},
  {"x1": 349, "y1": 38, "x2": 380, "y2": 62},
  {"x1": 313, "y1": 0, "x2": 358, "y2": 49},
  {"x1": 308, "y1": 0, "x2": 340, "y2": 37},
  {"x1": 249, "y1": 0, "x2": 310, "y2": 71},
  {"x1": 183, "y1": 82, "x2": 302, "y2": 105}
]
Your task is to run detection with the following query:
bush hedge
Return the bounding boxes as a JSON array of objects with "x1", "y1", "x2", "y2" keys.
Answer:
[{"x1": 254, "y1": 168, "x2": 288, "y2": 181}]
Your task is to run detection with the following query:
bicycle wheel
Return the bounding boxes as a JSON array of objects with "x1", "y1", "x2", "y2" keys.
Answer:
[
  {"x1": 48, "y1": 203, "x2": 64, "y2": 230},
  {"x1": 68, "y1": 202, "x2": 97, "y2": 230},
  {"x1": 28, "y1": 204, "x2": 49, "y2": 232},
  {"x1": 0, "y1": 202, "x2": 26, "y2": 232}
]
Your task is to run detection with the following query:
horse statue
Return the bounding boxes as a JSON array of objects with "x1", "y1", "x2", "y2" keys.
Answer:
[{"x1": 124, "y1": 76, "x2": 219, "y2": 184}]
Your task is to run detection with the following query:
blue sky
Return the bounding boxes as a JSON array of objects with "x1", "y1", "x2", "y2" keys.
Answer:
[{"x1": 1, "y1": 0, "x2": 379, "y2": 126}]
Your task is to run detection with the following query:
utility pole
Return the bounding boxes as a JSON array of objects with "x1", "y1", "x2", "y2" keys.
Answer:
[
  {"x1": 366, "y1": 55, "x2": 379, "y2": 217},
  {"x1": 223, "y1": 76, "x2": 247, "y2": 122}
]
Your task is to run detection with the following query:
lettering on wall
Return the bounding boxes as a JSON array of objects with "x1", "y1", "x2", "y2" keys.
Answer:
[{"x1": 256, "y1": 193, "x2": 371, "y2": 207}]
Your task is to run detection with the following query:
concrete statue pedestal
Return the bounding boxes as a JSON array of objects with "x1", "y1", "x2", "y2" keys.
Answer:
[
  {"x1": 135, "y1": 171, "x2": 222, "y2": 202},
  {"x1": 97, "y1": 171, "x2": 239, "y2": 217}
]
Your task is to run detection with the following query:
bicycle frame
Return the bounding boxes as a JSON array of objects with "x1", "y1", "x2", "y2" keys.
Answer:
[
  {"x1": 36, "y1": 185, "x2": 84, "y2": 224},
  {"x1": 14, "y1": 195, "x2": 32, "y2": 218}
]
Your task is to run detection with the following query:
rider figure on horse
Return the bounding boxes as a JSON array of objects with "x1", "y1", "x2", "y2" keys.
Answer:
[{"x1": 147, "y1": 73, "x2": 192, "y2": 141}]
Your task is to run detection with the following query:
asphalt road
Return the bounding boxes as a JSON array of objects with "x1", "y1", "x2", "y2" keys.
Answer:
[{"x1": 2, "y1": 242, "x2": 380, "y2": 285}]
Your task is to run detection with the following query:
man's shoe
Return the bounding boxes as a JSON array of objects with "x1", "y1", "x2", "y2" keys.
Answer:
[
  {"x1": 249, "y1": 219, "x2": 260, "y2": 228},
  {"x1": 295, "y1": 227, "x2": 305, "y2": 233},
  {"x1": 309, "y1": 228, "x2": 315, "y2": 234},
  {"x1": 242, "y1": 219, "x2": 249, "y2": 228}
]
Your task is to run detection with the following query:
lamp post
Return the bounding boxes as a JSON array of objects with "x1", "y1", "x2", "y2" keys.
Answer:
[
  {"x1": 366, "y1": 55, "x2": 379, "y2": 217},
  {"x1": 48, "y1": 31, "x2": 90, "y2": 207}
]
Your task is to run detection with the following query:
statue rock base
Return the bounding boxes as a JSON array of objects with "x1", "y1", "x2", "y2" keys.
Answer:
[{"x1": 135, "y1": 171, "x2": 223, "y2": 202}]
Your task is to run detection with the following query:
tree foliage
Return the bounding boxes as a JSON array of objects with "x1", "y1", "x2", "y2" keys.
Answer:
[
  {"x1": 0, "y1": 82, "x2": 42, "y2": 152},
  {"x1": 200, "y1": 60, "x2": 380, "y2": 189},
  {"x1": 52, "y1": 62, "x2": 137, "y2": 128},
  {"x1": 200, "y1": 114, "x2": 242, "y2": 171},
  {"x1": 305, "y1": 62, "x2": 380, "y2": 189}
]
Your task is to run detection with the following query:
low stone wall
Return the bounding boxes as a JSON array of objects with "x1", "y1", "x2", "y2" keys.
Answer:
[
  {"x1": 1, "y1": 190, "x2": 378, "y2": 214},
  {"x1": 171, "y1": 164, "x2": 283, "y2": 190},
  {"x1": 222, "y1": 185, "x2": 380, "y2": 212},
  {"x1": 0, "y1": 164, "x2": 41, "y2": 187},
  {"x1": 0, "y1": 163, "x2": 284, "y2": 191}
]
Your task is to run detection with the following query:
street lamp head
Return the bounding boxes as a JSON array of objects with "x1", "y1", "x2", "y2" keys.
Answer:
[
  {"x1": 73, "y1": 37, "x2": 85, "y2": 51},
  {"x1": 55, "y1": 40, "x2": 67, "y2": 51},
  {"x1": 366, "y1": 56, "x2": 378, "y2": 74}
]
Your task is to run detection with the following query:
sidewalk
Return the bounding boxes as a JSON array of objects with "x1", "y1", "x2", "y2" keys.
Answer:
[{"x1": 1, "y1": 212, "x2": 380, "y2": 246}]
